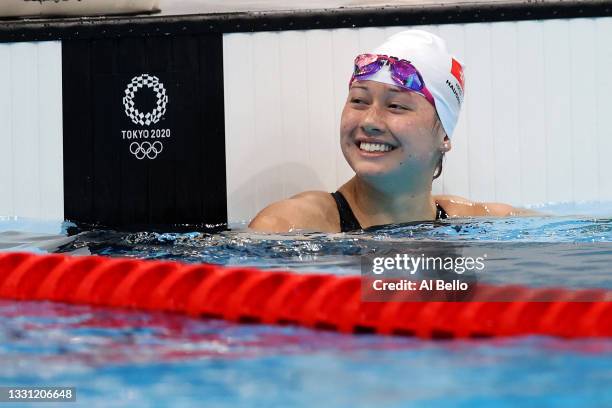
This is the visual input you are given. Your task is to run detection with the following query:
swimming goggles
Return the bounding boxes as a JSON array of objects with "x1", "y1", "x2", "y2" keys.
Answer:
[{"x1": 350, "y1": 53, "x2": 436, "y2": 107}]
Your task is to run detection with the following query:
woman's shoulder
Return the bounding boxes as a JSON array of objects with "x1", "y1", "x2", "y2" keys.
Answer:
[
  {"x1": 248, "y1": 191, "x2": 339, "y2": 232},
  {"x1": 434, "y1": 194, "x2": 539, "y2": 217}
]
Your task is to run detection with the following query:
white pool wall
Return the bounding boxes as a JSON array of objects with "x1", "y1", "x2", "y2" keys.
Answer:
[
  {"x1": 224, "y1": 18, "x2": 612, "y2": 223},
  {"x1": 0, "y1": 41, "x2": 63, "y2": 220}
]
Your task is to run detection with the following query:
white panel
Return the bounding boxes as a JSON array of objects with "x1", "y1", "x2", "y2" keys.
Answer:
[
  {"x1": 0, "y1": 41, "x2": 63, "y2": 220},
  {"x1": 543, "y1": 20, "x2": 573, "y2": 203},
  {"x1": 0, "y1": 44, "x2": 13, "y2": 216},
  {"x1": 224, "y1": 18, "x2": 612, "y2": 223},
  {"x1": 595, "y1": 18, "x2": 612, "y2": 201},
  {"x1": 331, "y1": 28, "x2": 360, "y2": 187},
  {"x1": 224, "y1": 33, "x2": 257, "y2": 222},
  {"x1": 569, "y1": 19, "x2": 598, "y2": 201},
  {"x1": 278, "y1": 31, "x2": 314, "y2": 198},
  {"x1": 304, "y1": 30, "x2": 337, "y2": 190},
  {"x1": 516, "y1": 21, "x2": 547, "y2": 205},
  {"x1": 252, "y1": 32, "x2": 284, "y2": 211},
  {"x1": 357, "y1": 27, "x2": 387, "y2": 54},
  {"x1": 11, "y1": 42, "x2": 40, "y2": 218},
  {"x1": 437, "y1": 24, "x2": 469, "y2": 197},
  {"x1": 463, "y1": 23, "x2": 495, "y2": 202},
  {"x1": 37, "y1": 41, "x2": 63, "y2": 220},
  {"x1": 490, "y1": 22, "x2": 521, "y2": 204}
]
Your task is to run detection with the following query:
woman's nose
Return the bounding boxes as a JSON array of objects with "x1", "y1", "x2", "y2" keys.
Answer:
[
  {"x1": 361, "y1": 106, "x2": 386, "y2": 136},
  {"x1": 362, "y1": 123, "x2": 384, "y2": 136}
]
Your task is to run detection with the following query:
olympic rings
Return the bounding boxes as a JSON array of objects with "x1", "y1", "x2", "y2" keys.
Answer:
[{"x1": 129, "y1": 141, "x2": 164, "y2": 160}]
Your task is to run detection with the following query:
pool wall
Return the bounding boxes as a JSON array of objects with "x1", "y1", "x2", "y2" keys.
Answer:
[
  {"x1": 0, "y1": 41, "x2": 63, "y2": 220},
  {"x1": 0, "y1": 1, "x2": 611, "y2": 227},
  {"x1": 223, "y1": 19, "x2": 612, "y2": 222}
]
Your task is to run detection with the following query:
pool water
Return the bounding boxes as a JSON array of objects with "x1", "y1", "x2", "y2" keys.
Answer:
[{"x1": 0, "y1": 202, "x2": 611, "y2": 407}]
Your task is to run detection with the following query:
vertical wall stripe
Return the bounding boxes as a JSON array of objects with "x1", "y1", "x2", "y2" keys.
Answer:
[
  {"x1": 569, "y1": 19, "x2": 598, "y2": 201},
  {"x1": 517, "y1": 21, "x2": 547, "y2": 205},
  {"x1": 595, "y1": 19, "x2": 612, "y2": 201},
  {"x1": 332, "y1": 28, "x2": 359, "y2": 189},
  {"x1": 305, "y1": 31, "x2": 337, "y2": 192},
  {"x1": 253, "y1": 32, "x2": 284, "y2": 213},
  {"x1": 0, "y1": 44, "x2": 13, "y2": 216},
  {"x1": 463, "y1": 23, "x2": 495, "y2": 202},
  {"x1": 38, "y1": 41, "x2": 64, "y2": 220},
  {"x1": 224, "y1": 33, "x2": 257, "y2": 223},
  {"x1": 278, "y1": 31, "x2": 312, "y2": 199},
  {"x1": 12, "y1": 43, "x2": 41, "y2": 219},
  {"x1": 0, "y1": 41, "x2": 63, "y2": 220},
  {"x1": 438, "y1": 24, "x2": 469, "y2": 197},
  {"x1": 543, "y1": 20, "x2": 573, "y2": 203},
  {"x1": 491, "y1": 22, "x2": 521, "y2": 204}
]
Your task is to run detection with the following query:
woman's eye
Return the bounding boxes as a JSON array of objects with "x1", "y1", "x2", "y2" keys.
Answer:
[
  {"x1": 351, "y1": 98, "x2": 365, "y2": 104},
  {"x1": 389, "y1": 103, "x2": 409, "y2": 110}
]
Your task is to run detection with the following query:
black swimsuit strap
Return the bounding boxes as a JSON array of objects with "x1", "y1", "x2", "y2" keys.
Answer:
[
  {"x1": 331, "y1": 191, "x2": 362, "y2": 232},
  {"x1": 331, "y1": 191, "x2": 448, "y2": 232},
  {"x1": 435, "y1": 202, "x2": 448, "y2": 220}
]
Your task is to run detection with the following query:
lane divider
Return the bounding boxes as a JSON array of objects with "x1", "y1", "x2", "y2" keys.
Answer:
[{"x1": 0, "y1": 252, "x2": 610, "y2": 339}]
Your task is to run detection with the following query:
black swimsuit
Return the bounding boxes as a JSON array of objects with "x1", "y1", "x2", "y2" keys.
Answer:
[{"x1": 330, "y1": 191, "x2": 448, "y2": 233}]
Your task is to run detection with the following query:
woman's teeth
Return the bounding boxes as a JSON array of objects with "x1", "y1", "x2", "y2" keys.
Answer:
[{"x1": 359, "y1": 142, "x2": 393, "y2": 152}]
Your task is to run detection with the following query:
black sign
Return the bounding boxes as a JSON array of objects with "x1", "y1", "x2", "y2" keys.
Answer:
[{"x1": 63, "y1": 35, "x2": 227, "y2": 231}]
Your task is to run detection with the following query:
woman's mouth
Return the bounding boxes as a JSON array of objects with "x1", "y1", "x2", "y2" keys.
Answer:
[{"x1": 358, "y1": 142, "x2": 396, "y2": 153}]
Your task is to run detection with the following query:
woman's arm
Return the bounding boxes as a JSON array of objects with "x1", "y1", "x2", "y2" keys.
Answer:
[
  {"x1": 435, "y1": 195, "x2": 543, "y2": 217},
  {"x1": 248, "y1": 200, "x2": 300, "y2": 233},
  {"x1": 248, "y1": 192, "x2": 337, "y2": 233}
]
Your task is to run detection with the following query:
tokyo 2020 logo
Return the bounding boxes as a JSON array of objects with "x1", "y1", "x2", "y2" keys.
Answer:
[
  {"x1": 123, "y1": 74, "x2": 168, "y2": 126},
  {"x1": 121, "y1": 74, "x2": 171, "y2": 160}
]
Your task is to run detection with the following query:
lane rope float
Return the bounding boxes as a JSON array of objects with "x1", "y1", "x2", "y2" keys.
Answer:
[{"x1": 0, "y1": 252, "x2": 610, "y2": 339}]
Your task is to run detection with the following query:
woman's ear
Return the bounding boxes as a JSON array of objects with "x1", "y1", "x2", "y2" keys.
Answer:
[{"x1": 440, "y1": 135, "x2": 452, "y2": 153}]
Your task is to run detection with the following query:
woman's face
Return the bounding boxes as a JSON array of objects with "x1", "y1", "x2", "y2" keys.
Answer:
[{"x1": 340, "y1": 80, "x2": 449, "y2": 187}]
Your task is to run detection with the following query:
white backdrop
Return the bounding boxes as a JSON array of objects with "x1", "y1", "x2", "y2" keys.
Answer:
[
  {"x1": 0, "y1": 41, "x2": 63, "y2": 220},
  {"x1": 224, "y1": 18, "x2": 612, "y2": 223}
]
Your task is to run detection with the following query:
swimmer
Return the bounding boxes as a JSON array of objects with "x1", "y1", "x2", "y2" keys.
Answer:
[{"x1": 249, "y1": 30, "x2": 538, "y2": 233}]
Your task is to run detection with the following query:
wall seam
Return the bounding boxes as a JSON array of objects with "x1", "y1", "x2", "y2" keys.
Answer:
[
  {"x1": 36, "y1": 43, "x2": 42, "y2": 219},
  {"x1": 488, "y1": 24, "x2": 497, "y2": 201}
]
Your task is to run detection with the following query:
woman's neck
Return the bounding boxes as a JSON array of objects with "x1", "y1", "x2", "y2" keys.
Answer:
[{"x1": 339, "y1": 176, "x2": 437, "y2": 227}]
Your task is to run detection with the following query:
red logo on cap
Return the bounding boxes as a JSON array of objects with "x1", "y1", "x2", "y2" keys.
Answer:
[{"x1": 451, "y1": 58, "x2": 464, "y2": 90}]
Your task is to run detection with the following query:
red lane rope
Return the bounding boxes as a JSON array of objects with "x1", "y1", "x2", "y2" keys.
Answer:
[{"x1": 0, "y1": 252, "x2": 610, "y2": 339}]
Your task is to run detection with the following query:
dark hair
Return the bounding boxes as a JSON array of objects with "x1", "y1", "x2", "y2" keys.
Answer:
[
  {"x1": 433, "y1": 154, "x2": 444, "y2": 180},
  {"x1": 432, "y1": 115, "x2": 445, "y2": 180}
]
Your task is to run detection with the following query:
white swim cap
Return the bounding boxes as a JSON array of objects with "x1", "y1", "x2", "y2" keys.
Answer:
[{"x1": 362, "y1": 30, "x2": 465, "y2": 138}]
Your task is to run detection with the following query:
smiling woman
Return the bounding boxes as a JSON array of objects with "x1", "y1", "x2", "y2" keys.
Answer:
[{"x1": 249, "y1": 30, "x2": 536, "y2": 233}]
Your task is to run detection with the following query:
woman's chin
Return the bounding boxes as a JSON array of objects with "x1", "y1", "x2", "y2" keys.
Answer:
[
  {"x1": 351, "y1": 160, "x2": 431, "y2": 186},
  {"x1": 352, "y1": 163, "x2": 398, "y2": 179}
]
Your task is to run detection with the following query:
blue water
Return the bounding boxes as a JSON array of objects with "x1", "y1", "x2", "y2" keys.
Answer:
[{"x1": 0, "y1": 202, "x2": 611, "y2": 407}]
